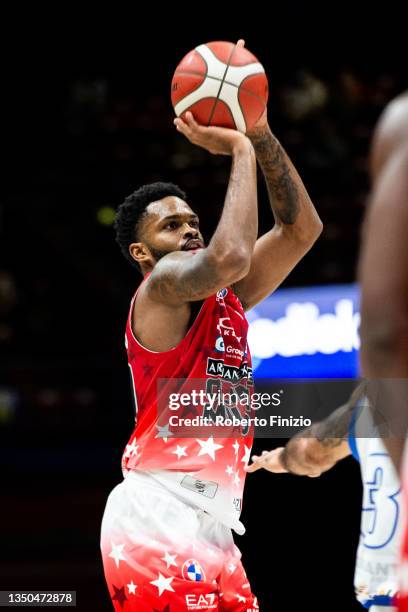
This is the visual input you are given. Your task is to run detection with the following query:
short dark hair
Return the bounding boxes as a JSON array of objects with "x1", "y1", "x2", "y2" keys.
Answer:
[{"x1": 114, "y1": 182, "x2": 187, "y2": 270}]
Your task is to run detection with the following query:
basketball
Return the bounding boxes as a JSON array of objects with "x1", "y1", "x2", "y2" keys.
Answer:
[{"x1": 171, "y1": 41, "x2": 268, "y2": 133}]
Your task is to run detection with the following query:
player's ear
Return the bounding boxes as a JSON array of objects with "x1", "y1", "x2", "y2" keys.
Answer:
[{"x1": 129, "y1": 242, "x2": 151, "y2": 267}]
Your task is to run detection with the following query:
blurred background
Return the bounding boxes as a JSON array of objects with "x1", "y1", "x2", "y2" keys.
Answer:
[{"x1": 1, "y1": 5, "x2": 407, "y2": 611}]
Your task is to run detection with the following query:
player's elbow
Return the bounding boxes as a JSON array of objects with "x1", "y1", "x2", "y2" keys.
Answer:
[
  {"x1": 283, "y1": 216, "x2": 323, "y2": 248},
  {"x1": 298, "y1": 217, "x2": 323, "y2": 245},
  {"x1": 208, "y1": 247, "x2": 251, "y2": 284}
]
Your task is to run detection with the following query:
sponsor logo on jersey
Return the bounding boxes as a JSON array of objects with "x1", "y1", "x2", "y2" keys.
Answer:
[
  {"x1": 182, "y1": 559, "x2": 206, "y2": 582},
  {"x1": 217, "y1": 317, "x2": 242, "y2": 342},
  {"x1": 217, "y1": 288, "x2": 228, "y2": 299},
  {"x1": 215, "y1": 336, "x2": 225, "y2": 352},
  {"x1": 180, "y1": 475, "x2": 218, "y2": 499},
  {"x1": 206, "y1": 358, "x2": 254, "y2": 386},
  {"x1": 185, "y1": 593, "x2": 217, "y2": 610},
  {"x1": 226, "y1": 345, "x2": 244, "y2": 359}
]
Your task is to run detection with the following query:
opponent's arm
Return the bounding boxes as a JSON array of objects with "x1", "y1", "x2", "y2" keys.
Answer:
[
  {"x1": 146, "y1": 113, "x2": 258, "y2": 305},
  {"x1": 359, "y1": 94, "x2": 408, "y2": 471},
  {"x1": 246, "y1": 383, "x2": 365, "y2": 477}
]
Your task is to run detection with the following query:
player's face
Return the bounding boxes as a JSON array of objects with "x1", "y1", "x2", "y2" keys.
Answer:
[{"x1": 141, "y1": 196, "x2": 205, "y2": 263}]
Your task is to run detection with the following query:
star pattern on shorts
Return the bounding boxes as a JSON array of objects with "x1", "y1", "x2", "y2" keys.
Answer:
[
  {"x1": 228, "y1": 563, "x2": 236, "y2": 574},
  {"x1": 232, "y1": 440, "x2": 240, "y2": 458},
  {"x1": 241, "y1": 445, "x2": 251, "y2": 466},
  {"x1": 124, "y1": 438, "x2": 139, "y2": 458},
  {"x1": 150, "y1": 572, "x2": 175, "y2": 596},
  {"x1": 172, "y1": 445, "x2": 188, "y2": 460},
  {"x1": 109, "y1": 542, "x2": 126, "y2": 568},
  {"x1": 111, "y1": 585, "x2": 127, "y2": 608},
  {"x1": 226, "y1": 465, "x2": 234, "y2": 476},
  {"x1": 127, "y1": 580, "x2": 137, "y2": 595},
  {"x1": 234, "y1": 471, "x2": 241, "y2": 487},
  {"x1": 196, "y1": 437, "x2": 224, "y2": 460},
  {"x1": 156, "y1": 423, "x2": 173, "y2": 441},
  {"x1": 236, "y1": 593, "x2": 247, "y2": 603},
  {"x1": 161, "y1": 550, "x2": 178, "y2": 568}
]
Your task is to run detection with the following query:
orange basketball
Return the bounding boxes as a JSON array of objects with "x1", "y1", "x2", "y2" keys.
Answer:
[{"x1": 171, "y1": 41, "x2": 268, "y2": 133}]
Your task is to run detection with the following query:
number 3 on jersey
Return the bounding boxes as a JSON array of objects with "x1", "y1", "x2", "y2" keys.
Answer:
[{"x1": 361, "y1": 452, "x2": 400, "y2": 549}]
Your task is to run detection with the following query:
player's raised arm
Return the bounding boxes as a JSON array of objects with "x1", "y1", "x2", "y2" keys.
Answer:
[
  {"x1": 144, "y1": 113, "x2": 258, "y2": 304},
  {"x1": 232, "y1": 112, "x2": 323, "y2": 310}
]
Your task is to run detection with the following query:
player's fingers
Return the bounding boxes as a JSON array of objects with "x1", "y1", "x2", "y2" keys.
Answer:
[
  {"x1": 174, "y1": 117, "x2": 188, "y2": 132},
  {"x1": 245, "y1": 461, "x2": 262, "y2": 473},
  {"x1": 185, "y1": 111, "x2": 199, "y2": 128},
  {"x1": 236, "y1": 39, "x2": 245, "y2": 48}
]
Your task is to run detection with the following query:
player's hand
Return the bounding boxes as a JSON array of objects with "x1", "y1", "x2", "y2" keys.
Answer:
[
  {"x1": 245, "y1": 448, "x2": 288, "y2": 473},
  {"x1": 245, "y1": 448, "x2": 322, "y2": 477},
  {"x1": 174, "y1": 112, "x2": 250, "y2": 155},
  {"x1": 235, "y1": 38, "x2": 269, "y2": 138}
]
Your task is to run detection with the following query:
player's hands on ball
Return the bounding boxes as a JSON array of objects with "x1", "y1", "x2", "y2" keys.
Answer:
[
  {"x1": 234, "y1": 39, "x2": 269, "y2": 138},
  {"x1": 174, "y1": 112, "x2": 250, "y2": 156}
]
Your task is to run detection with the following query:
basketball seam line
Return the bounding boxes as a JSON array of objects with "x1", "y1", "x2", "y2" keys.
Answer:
[
  {"x1": 207, "y1": 44, "x2": 238, "y2": 127},
  {"x1": 175, "y1": 71, "x2": 267, "y2": 105}
]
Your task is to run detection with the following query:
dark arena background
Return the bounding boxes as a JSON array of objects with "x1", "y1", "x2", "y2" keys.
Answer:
[{"x1": 1, "y1": 6, "x2": 406, "y2": 611}]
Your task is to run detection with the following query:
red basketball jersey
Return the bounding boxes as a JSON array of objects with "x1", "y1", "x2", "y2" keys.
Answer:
[{"x1": 121, "y1": 275, "x2": 254, "y2": 534}]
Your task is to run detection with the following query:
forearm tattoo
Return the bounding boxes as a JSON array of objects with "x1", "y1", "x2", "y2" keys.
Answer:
[{"x1": 250, "y1": 129, "x2": 300, "y2": 225}]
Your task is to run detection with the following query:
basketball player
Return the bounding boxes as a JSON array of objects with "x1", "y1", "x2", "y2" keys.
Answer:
[
  {"x1": 358, "y1": 91, "x2": 408, "y2": 473},
  {"x1": 357, "y1": 93, "x2": 408, "y2": 612},
  {"x1": 246, "y1": 383, "x2": 402, "y2": 611},
  {"x1": 100, "y1": 67, "x2": 323, "y2": 612}
]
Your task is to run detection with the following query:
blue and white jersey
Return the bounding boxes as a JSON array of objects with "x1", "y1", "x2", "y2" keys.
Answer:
[{"x1": 349, "y1": 398, "x2": 402, "y2": 609}]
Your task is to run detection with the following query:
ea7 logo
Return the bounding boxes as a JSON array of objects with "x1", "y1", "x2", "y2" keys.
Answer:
[{"x1": 185, "y1": 593, "x2": 217, "y2": 610}]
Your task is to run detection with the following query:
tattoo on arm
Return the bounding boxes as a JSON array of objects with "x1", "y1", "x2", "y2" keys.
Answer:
[
  {"x1": 151, "y1": 258, "x2": 221, "y2": 303},
  {"x1": 292, "y1": 382, "x2": 366, "y2": 448},
  {"x1": 250, "y1": 129, "x2": 300, "y2": 225},
  {"x1": 280, "y1": 382, "x2": 366, "y2": 474}
]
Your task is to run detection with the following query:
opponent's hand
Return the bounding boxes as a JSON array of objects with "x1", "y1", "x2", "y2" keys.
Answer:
[
  {"x1": 174, "y1": 111, "x2": 250, "y2": 156},
  {"x1": 245, "y1": 448, "x2": 322, "y2": 477},
  {"x1": 245, "y1": 448, "x2": 288, "y2": 473}
]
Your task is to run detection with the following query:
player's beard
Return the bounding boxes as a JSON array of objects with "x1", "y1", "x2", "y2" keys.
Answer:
[
  {"x1": 147, "y1": 240, "x2": 205, "y2": 262},
  {"x1": 147, "y1": 244, "x2": 174, "y2": 262}
]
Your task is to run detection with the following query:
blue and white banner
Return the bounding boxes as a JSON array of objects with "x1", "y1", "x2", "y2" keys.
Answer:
[{"x1": 247, "y1": 284, "x2": 360, "y2": 378}]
